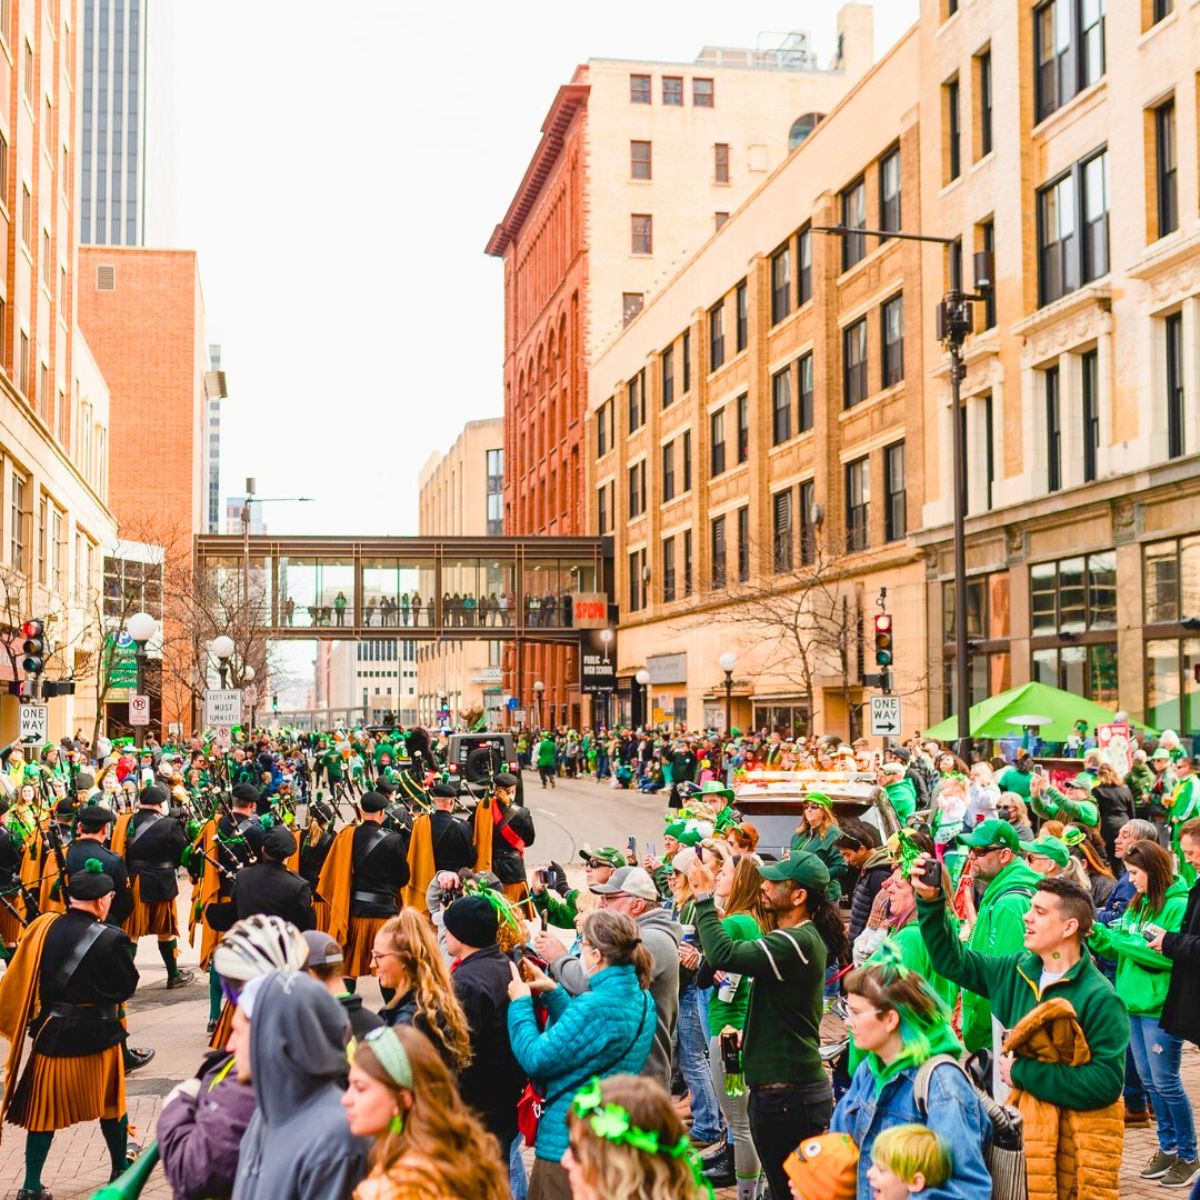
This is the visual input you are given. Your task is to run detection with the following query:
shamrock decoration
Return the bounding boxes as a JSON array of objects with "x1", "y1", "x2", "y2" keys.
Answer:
[{"x1": 587, "y1": 1104, "x2": 631, "y2": 1141}]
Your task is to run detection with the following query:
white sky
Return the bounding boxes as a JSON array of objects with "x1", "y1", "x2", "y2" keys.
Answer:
[{"x1": 164, "y1": 1, "x2": 918, "y2": 540}]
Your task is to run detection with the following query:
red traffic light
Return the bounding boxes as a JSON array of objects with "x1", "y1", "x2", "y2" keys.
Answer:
[
  {"x1": 874, "y1": 614, "x2": 892, "y2": 633},
  {"x1": 21, "y1": 620, "x2": 43, "y2": 639}
]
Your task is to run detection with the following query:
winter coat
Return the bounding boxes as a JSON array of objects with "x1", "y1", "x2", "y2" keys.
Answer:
[
  {"x1": 790, "y1": 823, "x2": 847, "y2": 901},
  {"x1": 1160, "y1": 876, "x2": 1200, "y2": 1044},
  {"x1": 232, "y1": 973, "x2": 369, "y2": 1200},
  {"x1": 535, "y1": 737, "x2": 556, "y2": 769},
  {"x1": 848, "y1": 847, "x2": 894, "y2": 945},
  {"x1": 1004, "y1": 997, "x2": 1124, "y2": 1200},
  {"x1": 1090, "y1": 784, "x2": 1135, "y2": 861},
  {"x1": 507, "y1": 962, "x2": 655, "y2": 1164},
  {"x1": 158, "y1": 1052, "x2": 257, "y2": 1200}
]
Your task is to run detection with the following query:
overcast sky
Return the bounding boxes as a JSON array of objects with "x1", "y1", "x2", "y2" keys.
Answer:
[{"x1": 165, "y1": 0, "x2": 918, "y2": 540}]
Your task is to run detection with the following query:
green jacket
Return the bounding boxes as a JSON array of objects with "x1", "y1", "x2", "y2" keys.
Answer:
[
  {"x1": 960, "y1": 857, "x2": 1042, "y2": 1052},
  {"x1": 1089, "y1": 877, "x2": 1190, "y2": 1015},
  {"x1": 1168, "y1": 775, "x2": 1200, "y2": 884},
  {"x1": 1125, "y1": 763, "x2": 1155, "y2": 805},
  {"x1": 916, "y1": 895, "x2": 1128, "y2": 1110},
  {"x1": 535, "y1": 737, "x2": 557, "y2": 768},
  {"x1": 790, "y1": 825, "x2": 847, "y2": 902},
  {"x1": 996, "y1": 765, "x2": 1032, "y2": 800},
  {"x1": 532, "y1": 886, "x2": 579, "y2": 931},
  {"x1": 1031, "y1": 785, "x2": 1098, "y2": 829},
  {"x1": 884, "y1": 777, "x2": 917, "y2": 824}
]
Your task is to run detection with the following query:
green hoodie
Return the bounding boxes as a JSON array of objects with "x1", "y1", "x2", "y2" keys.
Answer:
[
  {"x1": 1088, "y1": 876, "x2": 1189, "y2": 1015},
  {"x1": 1031, "y1": 785, "x2": 1099, "y2": 829},
  {"x1": 884, "y1": 777, "x2": 917, "y2": 824},
  {"x1": 916, "y1": 895, "x2": 1128, "y2": 1111},
  {"x1": 960, "y1": 856, "x2": 1042, "y2": 1052}
]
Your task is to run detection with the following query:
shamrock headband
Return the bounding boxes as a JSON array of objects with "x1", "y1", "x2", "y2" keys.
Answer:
[
  {"x1": 355, "y1": 1026, "x2": 413, "y2": 1091},
  {"x1": 570, "y1": 1077, "x2": 714, "y2": 1199}
]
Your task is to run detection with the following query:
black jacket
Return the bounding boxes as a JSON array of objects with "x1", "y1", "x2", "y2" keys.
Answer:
[
  {"x1": 1160, "y1": 878, "x2": 1200, "y2": 1044},
  {"x1": 299, "y1": 826, "x2": 335, "y2": 891},
  {"x1": 66, "y1": 838, "x2": 132, "y2": 927},
  {"x1": 217, "y1": 812, "x2": 266, "y2": 872},
  {"x1": 848, "y1": 849, "x2": 894, "y2": 945},
  {"x1": 350, "y1": 822, "x2": 410, "y2": 917},
  {"x1": 1091, "y1": 784, "x2": 1135, "y2": 863},
  {"x1": 232, "y1": 861, "x2": 315, "y2": 930},
  {"x1": 430, "y1": 810, "x2": 476, "y2": 874},
  {"x1": 0, "y1": 823, "x2": 19, "y2": 886},
  {"x1": 452, "y1": 945, "x2": 525, "y2": 1145},
  {"x1": 378, "y1": 989, "x2": 457, "y2": 1070},
  {"x1": 490, "y1": 802, "x2": 535, "y2": 886},
  {"x1": 339, "y1": 993, "x2": 383, "y2": 1041},
  {"x1": 125, "y1": 809, "x2": 188, "y2": 902}
]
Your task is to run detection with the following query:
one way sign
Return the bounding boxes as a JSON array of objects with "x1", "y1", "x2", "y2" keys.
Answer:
[{"x1": 869, "y1": 694, "x2": 903, "y2": 738}]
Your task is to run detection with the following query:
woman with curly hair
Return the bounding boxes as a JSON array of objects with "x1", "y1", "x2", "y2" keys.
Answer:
[
  {"x1": 342, "y1": 1023, "x2": 509, "y2": 1200},
  {"x1": 372, "y1": 910, "x2": 472, "y2": 1072},
  {"x1": 563, "y1": 1074, "x2": 711, "y2": 1200}
]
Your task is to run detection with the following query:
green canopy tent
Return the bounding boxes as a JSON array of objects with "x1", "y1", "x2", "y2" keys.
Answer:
[{"x1": 924, "y1": 680, "x2": 1156, "y2": 743}]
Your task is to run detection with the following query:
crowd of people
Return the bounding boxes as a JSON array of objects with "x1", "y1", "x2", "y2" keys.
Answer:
[{"x1": 0, "y1": 717, "x2": 1198, "y2": 1199}]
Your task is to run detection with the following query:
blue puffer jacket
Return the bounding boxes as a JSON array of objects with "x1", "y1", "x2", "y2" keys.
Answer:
[
  {"x1": 831, "y1": 1057, "x2": 992, "y2": 1200},
  {"x1": 508, "y1": 963, "x2": 655, "y2": 1164}
]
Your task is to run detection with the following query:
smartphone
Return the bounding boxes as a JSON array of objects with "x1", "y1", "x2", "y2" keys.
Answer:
[
  {"x1": 627, "y1": 835, "x2": 638, "y2": 862},
  {"x1": 646, "y1": 841, "x2": 656, "y2": 859},
  {"x1": 719, "y1": 1029, "x2": 742, "y2": 1076},
  {"x1": 1142, "y1": 925, "x2": 1163, "y2": 943},
  {"x1": 920, "y1": 859, "x2": 943, "y2": 889}
]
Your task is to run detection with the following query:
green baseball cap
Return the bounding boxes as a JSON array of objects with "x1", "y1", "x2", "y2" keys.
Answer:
[
  {"x1": 1064, "y1": 775, "x2": 1093, "y2": 790},
  {"x1": 1025, "y1": 835, "x2": 1070, "y2": 868},
  {"x1": 757, "y1": 851, "x2": 830, "y2": 894},
  {"x1": 958, "y1": 818, "x2": 1020, "y2": 853},
  {"x1": 579, "y1": 845, "x2": 626, "y2": 870},
  {"x1": 802, "y1": 791, "x2": 833, "y2": 811},
  {"x1": 1152, "y1": 748, "x2": 1172, "y2": 762}
]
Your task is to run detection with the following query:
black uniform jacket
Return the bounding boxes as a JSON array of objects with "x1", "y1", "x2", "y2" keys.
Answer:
[
  {"x1": 124, "y1": 810, "x2": 188, "y2": 903},
  {"x1": 65, "y1": 839, "x2": 132, "y2": 928},
  {"x1": 429, "y1": 809, "x2": 476, "y2": 874},
  {"x1": 350, "y1": 822, "x2": 410, "y2": 918},
  {"x1": 490, "y1": 802, "x2": 535, "y2": 886},
  {"x1": 231, "y1": 861, "x2": 315, "y2": 930}
]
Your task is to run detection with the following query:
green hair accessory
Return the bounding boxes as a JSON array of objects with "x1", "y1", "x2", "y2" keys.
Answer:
[
  {"x1": 894, "y1": 828, "x2": 924, "y2": 878},
  {"x1": 83, "y1": 857, "x2": 105, "y2": 874},
  {"x1": 1062, "y1": 826, "x2": 1087, "y2": 848},
  {"x1": 462, "y1": 878, "x2": 521, "y2": 932},
  {"x1": 872, "y1": 938, "x2": 911, "y2": 980},
  {"x1": 571, "y1": 1077, "x2": 714, "y2": 1198}
]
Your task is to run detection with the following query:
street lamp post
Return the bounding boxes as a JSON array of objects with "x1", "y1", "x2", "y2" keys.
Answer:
[
  {"x1": 533, "y1": 680, "x2": 544, "y2": 731},
  {"x1": 718, "y1": 651, "x2": 737, "y2": 735},
  {"x1": 210, "y1": 635, "x2": 235, "y2": 690},
  {"x1": 243, "y1": 664, "x2": 256, "y2": 730},
  {"x1": 598, "y1": 629, "x2": 614, "y2": 731},
  {"x1": 635, "y1": 668, "x2": 650, "y2": 729},
  {"x1": 127, "y1": 611, "x2": 159, "y2": 748}
]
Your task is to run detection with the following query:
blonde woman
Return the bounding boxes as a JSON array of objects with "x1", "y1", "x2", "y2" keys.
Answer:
[{"x1": 372, "y1": 910, "x2": 472, "y2": 1072}]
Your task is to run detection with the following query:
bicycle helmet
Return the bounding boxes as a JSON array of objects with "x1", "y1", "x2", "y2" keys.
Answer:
[{"x1": 212, "y1": 914, "x2": 309, "y2": 983}]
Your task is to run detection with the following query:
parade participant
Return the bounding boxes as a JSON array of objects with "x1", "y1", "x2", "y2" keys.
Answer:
[
  {"x1": 564, "y1": 1074, "x2": 712, "y2": 1200},
  {"x1": 120, "y1": 784, "x2": 195, "y2": 987},
  {"x1": 301, "y1": 929, "x2": 383, "y2": 1041},
  {"x1": 831, "y1": 956, "x2": 992, "y2": 1200},
  {"x1": 372, "y1": 908, "x2": 473, "y2": 1071},
  {"x1": 508, "y1": 910, "x2": 658, "y2": 1200},
  {"x1": 479, "y1": 771, "x2": 536, "y2": 917},
  {"x1": 0, "y1": 859, "x2": 139, "y2": 1200},
  {"x1": 531, "y1": 845, "x2": 623, "y2": 930},
  {"x1": 403, "y1": 782, "x2": 475, "y2": 911},
  {"x1": 227, "y1": 825, "x2": 315, "y2": 929},
  {"x1": 1165, "y1": 754, "x2": 1200, "y2": 884},
  {"x1": 317, "y1": 790, "x2": 410, "y2": 990},
  {"x1": 443, "y1": 893, "x2": 526, "y2": 1157},
  {"x1": 790, "y1": 792, "x2": 846, "y2": 901},
  {"x1": 158, "y1": 915, "x2": 309, "y2": 1200},
  {"x1": 687, "y1": 851, "x2": 844, "y2": 1200},
  {"x1": 220, "y1": 782, "x2": 268, "y2": 865},
  {"x1": 913, "y1": 863, "x2": 1128, "y2": 1200},
  {"x1": 867, "y1": 1125, "x2": 955, "y2": 1200},
  {"x1": 230, "y1": 972, "x2": 370, "y2": 1200},
  {"x1": 342, "y1": 1023, "x2": 509, "y2": 1200},
  {"x1": 536, "y1": 729, "x2": 557, "y2": 788}
]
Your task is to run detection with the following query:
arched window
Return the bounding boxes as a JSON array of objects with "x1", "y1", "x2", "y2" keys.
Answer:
[{"x1": 788, "y1": 113, "x2": 824, "y2": 150}]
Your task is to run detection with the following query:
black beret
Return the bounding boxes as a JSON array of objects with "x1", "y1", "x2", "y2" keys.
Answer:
[
  {"x1": 139, "y1": 785, "x2": 169, "y2": 808},
  {"x1": 262, "y1": 826, "x2": 297, "y2": 860},
  {"x1": 76, "y1": 805, "x2": 116, "y2": 832},
  {"x1": 375, "y1": 778, "x2": 397, "y2": 796},
  {"x1": 231, "y1": 783, "x2": 260, "y2": 806},
  {"x1": 55, "y1": 797, "x2": 78, "y2": 817},
  {"x1": 71, "y1": 858, "x2": 115, "y2": 900},
  {"x1": 75, "y1": 772, "x2": 96, "y2": 790},
  {"x1": 494, "y1": 772, "x2": 518, "y2": 790},
  {"x1": 431, "y1": 782, "x2": 458, "y2": 800},
  {"x1": 360, "y1": 791, "x2": 387, "y2": 814}
]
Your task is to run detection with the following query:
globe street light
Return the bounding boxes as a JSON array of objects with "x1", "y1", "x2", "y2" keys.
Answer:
[
  {"x1": 718, "y1": 652, "x2": 737, "y2": 735},
  {"x1": 210, "y1": 635, "x2": 235, "y2": 689},
  {"x1": 127, "y1": 612, "x2": 159, "y2": 748},
  {"x1": 635, "y1": 668, "x2": 651, "y2": 729},
  {"x1": 533, "y1": 679, "x2": 545, "y2": 731}
]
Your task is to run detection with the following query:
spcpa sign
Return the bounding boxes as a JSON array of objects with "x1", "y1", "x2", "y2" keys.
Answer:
[{"x1": 572, "y1": 593, "x2": 608, "y2": 629}]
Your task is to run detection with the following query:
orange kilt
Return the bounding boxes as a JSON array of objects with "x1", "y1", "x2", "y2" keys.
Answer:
[
  {"x1": 0, "y1": 897, "x2": 23, "y2": 947},
  {"x1": 503, "y1": 880, "x2": 535, "y2": 920},
  {"x1": 124, "y1": 875, "x2": 178, "y2": 940},
  {"x1": 209, "y1": 999, "x2": 235, "y2": 1051},
  {"x1": 344, "y1": 915, "x2": 389, "y2": 978},
  {"x1": 9, "y1": 1043, "x2": 125, "y2": 1131}
]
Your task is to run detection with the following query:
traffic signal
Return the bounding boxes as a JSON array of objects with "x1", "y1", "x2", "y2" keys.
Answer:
[
  {"x1": 873, "y1": 613, "x2": 893, "y2": 668},
  {"x1": 20, "y1": 620, "x2": 45, "y2": 674}
]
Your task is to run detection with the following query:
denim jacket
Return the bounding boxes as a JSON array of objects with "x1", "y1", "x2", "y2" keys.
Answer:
[{"x1": 831, "y1": 1057, "x2": 993, "y2": 1200}]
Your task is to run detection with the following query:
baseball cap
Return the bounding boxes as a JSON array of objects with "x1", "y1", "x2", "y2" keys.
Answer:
[
  {"x1": 879, "y1": 762, "x2": 907, "y2": 778},
  {"x1": 301, "y1": 930, "x2": 344, "y2": 969},
  {"x1": 1152, "y1": 748, "x2": 1172, "y2": 762},
  {"x1": 1025, "y1": 835, "x2": 1070, "y2": 868},
  {"x1": 589, "y1": 865, "x2": 658, "y2": 901},
  {"x1": 1064, "y1": 775, "x2": 1093, "y2": 790},
  {"x1": 757, "y1": 851, "x2": 830, "y2": 894},
  {"x1": 784, "y1": 1132, "x2": 859, "y2": 1200},
  {"x1": 579, "y1": 845, "x2": 626, "y2": 870},
  {"x1": 958, "y1": 818, "x2": 1020, "y2": 853}
]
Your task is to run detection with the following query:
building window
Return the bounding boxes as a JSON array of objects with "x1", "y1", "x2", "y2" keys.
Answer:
[
  {"x1": 843, "y1": 318, "x2": 868, "y2": 409},
  {"x1": 0, "y1": 0, "x2": 8, "y2": 44},
  {"x1": 20, "y1": 184, "x2": 30, "y2": 247},
  {"x1": 36, "y1": 493, "x2": 46, "y2": 583},
  {"x1": 735, "y1": 281, "x2": 748, "y2": 351},
  {"x1": 978, "y1": 49, "x2": 993, "y2": 157},
  {"x1": 798, "y1": 353, "x2": 814, "y2": 432},
  {"x1": 1144, "y1": 536, "x2": 1200, "y2": 625},
  {"x1": 598, "y1": 485, "x2": 609, "y2": 534},
  {"x1": 23, "y1": 39, "x2": 32, "y2": 103},
  {"x1": 979, "y1": 220, "x2": 996, "y2": 328},
  {"x1": 800, "y1": 480, "x2": 816, "y2": 565},
  {"x1": 10, "y1": 473, "x2": 24, "y2": 568},
  {"x1": 846, "y1": 458, "x2": 870, "y2": 552},
  {"x1": 879, "y1": 146, "x2": 901, "y2": 235},
  {"x1": 628, "y1": 460, "x2": 645, "y2": 517},
  {"x1": 788, "y1": 112, "x2": 822, "y2": 148},
  {"x1": 984, "y1": 392, "x2": 996, "y2": 510},
  {"x1": 662, "y1": 537, "x2": 676, "y2": 602},
  {"x1": 629, "y1": 549, "x2": 645, "y2": 611},
  {"x1": 711, "y1": 515, "x2": 727, "y2": 589},
  {"x1": 1036, "y1": 151, "x2": 1110, "y2": 307},
  {"x1": 662, "y1": 442, "x2": 675, "y2": 502},
  {"x1": 597, "y1": 401, "x2": 611, "y2": 456},
  {"x1": 630, "y1": 74, "x2": 651, "y2": 104},
  {"x1": 631, "y1": 140, "x2": 652, "y2": 180},
  {"x1": 881, "y1": 294, "x2": 904, "y2": 387},
  {"x1": 737, "y1": 394, "x2": 749, "y2": 463},
  {"x1": 884, "y1": 442, "x2": 906, "y2": 542},
  {"x1": 682, "y1": 330, "x2": 691, "y2": 393},
  {"x1": 737, "y1": 506, "x2": 750, "y2": 581},
  {"x1": 1081, "y1": 349, "x2": 1099, "y2": 482},
  {"x1": 682, "y1": 430, "x2": 692, "y2": 492},
  {"x1": 486, "y1": 448, "x2": 504, "y2": 536},
  {"x1": 661, "y1": 345, "x2": 674, "y2": 407},
  {"x1": 709, "y1": 302, "x2": 725, "y2": 370},
  {"x1": 771, "y1": 243, "x2": 791, "y2": 325},
  {"x1": 662, "y1": 76, "x2": 682, "y2": 106},
  {"x1": 693, "y1": 78, "x2": 714, "y2": 107},
  {"x1": 627, "y1": 372, "x2": 644, "y2": 432},
  {"x1": 18, "y1": 330, "x2": 28, "y2": 394},
  {"x1": 622, "y1": 293, "x2": 644, "y2": 325},
  {"x1": 631, "y1": 214, "x2": 653, "y2": 255},
  {"x1": 41, "y1": 230, "x2": 50, "y2": 288},
  {"x1": 683, "y1": 530, "x2": 693, "y2": 596},
  {"x1": 714, "y1": 212, "x2": 729, "y2": 231},
  {"x1": 1045, "y1": 365, "x2": 1062, "y2": 492},
  {"x1": 945, "y1": 77, "x2": 961, "y2": 182},
  {"x1": 1081, "y1": 151, "x2": 1109, "y2": 283},
  {"x1": 1031, "y1": 551, "x2": 1117, "y2": 634},
  {"x1": 1152, "y1": 0, "x2": 1173, "y2": 21},
  {"x1": 1035, "y1": 0, "x2": 1105, "y2": 123},
  {"x1": 773, "y1": 489, "x2": 793, "y2": 572},
  {"x1": 1146, "y1": 637, "x2": 1200, "y2": 732},
  {"x1": 1155, "y1": 99, "x2": 1178, "y2": 238},
  {"x1": 772, "y1": 364, "x2": 792, "y2": 445},
  {"x1": 841, "y1": 177, "x2": 867, "y2": 269},
  {"x1": 714, "y1": 143, "x2": 729, "y2": 183},
  {"x1": 710, "y1": 408, "x2": 726, "y2": 477},
  {"x1": 1166, "y1": 311, "x2": 1185, "y2": 459}
]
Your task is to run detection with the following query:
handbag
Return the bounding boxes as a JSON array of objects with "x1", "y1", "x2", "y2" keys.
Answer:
[
  {"x1": 914, "y1": 1053, "x2": 1028, "y2": 1200},
  {"x1": 516, "y1": 991, "x2": 652, "y2": 1146}
]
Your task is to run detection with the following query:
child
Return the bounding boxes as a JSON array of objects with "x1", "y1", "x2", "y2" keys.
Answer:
[
  {"x1": 784, "y1": 1130, "x2": 858, "y2": 1199},
  {"x1": 866, "y1": 1124, "x2": 952, "y2": 1199}
]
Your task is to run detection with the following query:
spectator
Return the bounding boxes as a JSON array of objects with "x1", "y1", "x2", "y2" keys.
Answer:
[
  {"x1": 790, "y1": 792, "x2": 846, "y2": 901},
  {"x1": 831, "y1": 958, "x2": 992, "y2": 1200},
  {"x1": 965, "y1": 762, "x2": 1001, "y2": 828},
  {"x1": 342, "y1": 1024, "x2": 509, "y2": 1200},
  {"x1": 1125, "y1": 749, "x2": 1156, "y2": 815},
  {"x1": 887, "y1": 745, "x2": 930, "y2": 810},
  {"x1": 836, "y1": 819, "x2": 891, "y2": 947},
  {"x1": 913, "y1": 867, "x2": 1128, "y2": 1200},
  {"x1": 1091, "y1": 763, "x2": 1136, "y2": 867},
  {"x1": 996, "y1": 794, "x2": 1035, "y2": 843},
  {"x1": 563, "y1": 1074, "x2": 711, "y2": 1200},
  {"x1": 301, "y1": 930, "x2": 383, "y2": 1042},
  {"x1": 231, "y1": 972, "x2": 369, "y2": 1200},
  {"x1": 1091, "y1": 839, "x2": 1195, "y2": 1187},
  {"x1": 878, "y1": 762, "x2": 917, "y2": 826},
  {"x1": 508, "y1": 910, "x2": 657, "y2": 1200},
  {"x1": 1167, "y1": 756, "x2": 1200, "y2": 885},
  {"x1": 868, "y1": 1124, "x2": 955, "y2": 1200},
  {"x1": 1065, "y1": 826, "x2": 1117, "y2": 909},
  {"x1": 1153, "y1": 818, "x2": 1200, "y2": 1051},
  {"x1": 531, "y1": 845, "x2": 623, "y2": 931},
  {"x1": 995, "y1": 751, "x2": 1035, "y2": 801}
]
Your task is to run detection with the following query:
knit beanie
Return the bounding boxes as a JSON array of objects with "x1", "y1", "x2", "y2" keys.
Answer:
[{"x1": 443, "y1": 895, "x2": 499, "y2": 948}]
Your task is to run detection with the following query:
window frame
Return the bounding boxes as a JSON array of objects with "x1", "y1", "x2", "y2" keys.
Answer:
[
  {"x1": 661, "y1": 441, "x2": 675, "y2": 503},
  {"x1": 798, "y1": 227, "x2": 813, "y2": 305},
  {"x1": 841, "y1": 178, "x2": 867, "y2": 270},
  {"x1": 737, "y1": 393, "x2": 749, "y2": 463},
  {"x1": 879, "y1": 146, "x2": 901, "y2": 236},
  {"x1": 630, "y1": 139, "x2": 652, "y2": 181},
  {"x1": 772, "y1": 364, "x2": 793, "y2": 445},
  {"x1": 842, "y1": 317, "x2": 868, "y2": 409},
  {"x1": 710, "y1": 407, "x2": 726, "y2": 477},
  {"x1": 693, "y1": 77, "x2": 714, "y2": 107},
  {"x1": 1081, "y1": 347, "x2": 1099, "y2": 482},
  {"x1": 714, "y1": 142, "x2": 730, "y2": 183},
  {"x1": 1045, "y1": 365, "x2": 1062, "y2": 492},
  {"x1": 631, "y1": 213, "x2": 653, "y2": 255},
  {"x1": 737, "y1": 506, "x2": 750, "y2": 582},
  {"x1": 770, "y1": 243, "x2": 791, "y2": 325},
  {"x1": 945, "y1": 77, "x2": 962, "y2": 182},
  {"x1": 662, "y1": 76, "x2": 683, "y2": 106},
  {"x1": 735, "y1": 280, "x2": 748, "y2": 351},
  {"x1": 884, "y1": 441, "x2": 907, "y2": 542},
  {"x1": 772, "y1": 489, "x2": 794, "y2": 573},
  {"x1": 709, "y1": 302, "x2": 725, "y2": 371},
  {"x1": 1155, "y1": 98, "x2": 1178, "y2": 239},
  {"x1": 978, "y1": 49, "x2": 993, "y2": 157},
  {"x1": 630, "y1": 74, "x2": 652, "y2": 104},
  {"x1": 798, "y1": 352, "x2": 814, "y2": 432},
  {"x1": 662, "y1": 536, "x2": 676, "y2": 602},
  {"x1": 661, "y1": 344, "x2": 674, "y2": 408},
  {"x1": 1166, "y1": 311, "x2": 1185, "y2": 459},
  {"x1": 881, "y1": 293, "x2": 904, "y2": 388},
  {"x1": 711, "y1": 514, "x2": 727, "y2": 590},
  {"x1": 846, "y1": 457, "x2": 871, "y2": 553}
]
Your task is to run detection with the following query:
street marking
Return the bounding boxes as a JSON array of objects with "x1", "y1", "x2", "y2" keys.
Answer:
[{"x1": 537, "y1": 808, "x2": 557, "y2": 817}]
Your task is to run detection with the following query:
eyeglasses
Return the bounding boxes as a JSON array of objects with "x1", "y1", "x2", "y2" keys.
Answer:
[
  {"x1": 369, "y1": 950, "x2": 398, "y2": 962},
  {"x1": 844, "y1": 1004, "x2": 887, "y2": 1026},
  {"x1": 584, "y1": 859, "x2": 606, "y2": 870}
]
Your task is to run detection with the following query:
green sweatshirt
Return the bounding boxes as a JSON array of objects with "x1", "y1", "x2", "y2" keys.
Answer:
[
  {"x1": 1030, "y1": 785, "x2": 1098, "y2": 829},
  {"x1": 694, "y1": 897, "x2": 827, "y2": 1088},
  {"x1": 916, "y1": 895, "x2": 1128, "y2": 1110},
  {"x1": 884, "y1": 777, "x2": 918, "y2": 824},
  {"x1": 532, "y1": 886, "x2": 579, "y2": 931},
  {"x1": 705, "y1": 912, "x2": 761, "y2": 1037},
  {"x1": 790, "y1": 825, "x2": 847, "y2": 902},
  {"x1": 1089, "y1": 877, "x2": 1189, "y2": 1015}
]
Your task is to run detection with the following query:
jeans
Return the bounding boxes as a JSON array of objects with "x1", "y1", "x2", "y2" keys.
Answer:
[
  {"x1": 677, "y1": 983, "x2": 723, "y2": 1143},
  {"x1": 1124, "y1": 1045, "x2": 1148, "y2": 1112},
  {"x1": 748, "y1": 1082, "x2": 833, "y2": 1200},
  {"x1": 1129, "y1": 1015, "x2": 1197, "y2": 1160},
  {"x1": 508, "y1": 1133, "x2": 527, "y2": 1200}
]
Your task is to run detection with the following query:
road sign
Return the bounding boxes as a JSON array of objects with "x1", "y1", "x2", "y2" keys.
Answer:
[
  {"x1": 129, "y1": 694, "x2": 151, "y2": 726},
  {"x1": 215, "y1": 725, "x2": 232, "y2": 750},
  {"x1": 244, "y1": 685, "x2": 258, "y2": 707},
  {"x1": 869, "y1": 694, "x2": 903, "y2": 737},
  {"x1": 105, "y1": 632, "x2": 140, "y2": 690},
  {"x1": 18, "y1": 703, "x2": 48, "y2": 742},
  {"x1": 205, "y1": 689, "x2": 244, "y2": 727}
]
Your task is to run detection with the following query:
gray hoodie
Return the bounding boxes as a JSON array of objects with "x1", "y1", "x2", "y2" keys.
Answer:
[
  {"x1": 231, "y1": 973, "x2": 369, "y2": 1200},
  {"x1": 548, "y1": 905, "x2": 682, "y2": 1088}
]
